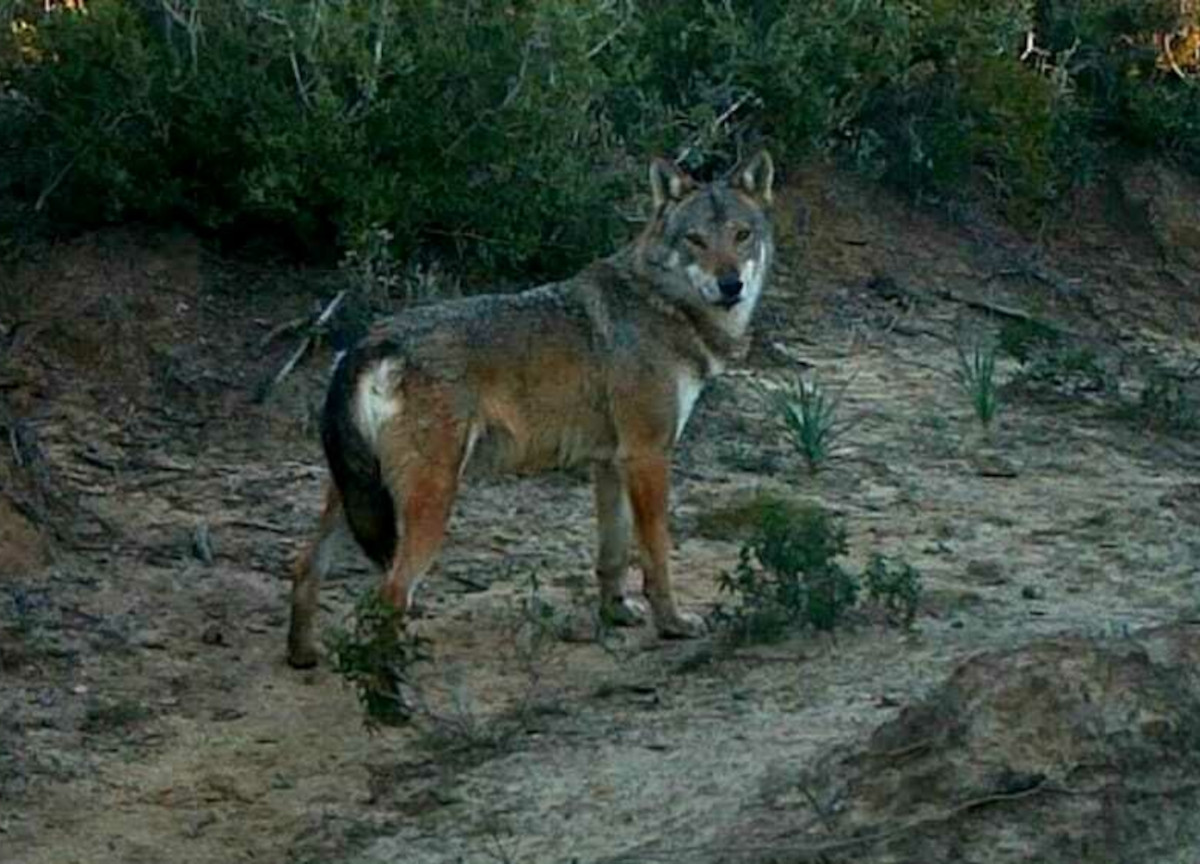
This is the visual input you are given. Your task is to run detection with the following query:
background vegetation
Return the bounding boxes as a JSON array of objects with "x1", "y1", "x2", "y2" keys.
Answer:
[{"x1": 2, "y1": 0, "x2": 1199, "y2": 279}]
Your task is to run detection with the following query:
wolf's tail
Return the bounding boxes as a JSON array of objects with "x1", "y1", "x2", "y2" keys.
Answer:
[{"x1": 321, "y1": 354, "x2": 398, "y2": 568}]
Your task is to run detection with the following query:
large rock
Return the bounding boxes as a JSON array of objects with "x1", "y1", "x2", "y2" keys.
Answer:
[{"x1": 724, "y1": 625, "x2": 1200, "y2": 863}]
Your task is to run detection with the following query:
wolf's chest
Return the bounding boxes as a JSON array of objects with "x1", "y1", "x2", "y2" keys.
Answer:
[{"x1": 674, "y1": 368, "x2": 707, "y2": 443}]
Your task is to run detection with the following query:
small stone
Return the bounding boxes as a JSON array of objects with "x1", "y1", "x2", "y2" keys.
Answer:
[
  {"x1": 1020, "y1": 585, "x2": 1045, "y2": 601},
  {"x1": 200, "y1": 624, "x2": 227, "y2": 647},
  {"x1": 184, "y1": 812, "x2": 218, "y2": 838},
  {"x1": 971, "y1": 451, "x2": 1019, "y2": 478},
  {"x1": 965, "y1": 560, "x2": 1006, "y2": 585},
  {"x1": 133, "y1": 630, "x2": 168, "y2": 650},
  {"x1": 430, "y1": 786, "x2": 463, "y2": 806}
]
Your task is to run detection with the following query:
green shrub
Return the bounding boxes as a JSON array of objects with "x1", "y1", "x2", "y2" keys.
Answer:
[
  {"x1": 1036, "y1": 0, "x2": 1200, "y2": 173},
  {"x1": 1127, "y1": 370, "x2": 1199, "y2": 436},
  {"x1": 326, "y1": 591, "x2": 425, "y2": 731},
  {"x1": 4, "y1": 0, "x2": 1200, "y2": 273},
  {"x1": 2, "y1": 0, "x2": 647, "y2": 276},
  {"x1": 863, "y1": 554, "x2": 923, "y2": 627},
  {"x1": 713, "y1": 500, "x2": 859, "y2": 642},
  {"x1": 1000, "y1": 319, "x2": 1117, "y2": 397},
  {"x1": 998, "y1": 317, "x2": 1063, "y2": 365},
  {"x1": 707, "y1": 0, "x2": 915, "y2": 163}
]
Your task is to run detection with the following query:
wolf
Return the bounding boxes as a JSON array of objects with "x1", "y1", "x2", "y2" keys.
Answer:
[{"x1": 287, "y1": 151, "x2": 776, "y2": 668}]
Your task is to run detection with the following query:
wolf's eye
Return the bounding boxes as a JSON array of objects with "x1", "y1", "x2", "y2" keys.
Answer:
[
  {"x1": 685, "y1": 232, "x2": 707, "y2": 249},
  {"x1": 735, "y1": 228, "x2": 752, "y2": 243}
]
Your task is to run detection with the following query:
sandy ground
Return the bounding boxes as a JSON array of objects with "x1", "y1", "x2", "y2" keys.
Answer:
[{"x1": 2, "y1": 164, "x2": 1199, "y2": 863}]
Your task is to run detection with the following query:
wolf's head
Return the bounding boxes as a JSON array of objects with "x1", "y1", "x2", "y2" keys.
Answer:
[{"x1": 636, "y1": 151, "x2": 775, "y2": 334}]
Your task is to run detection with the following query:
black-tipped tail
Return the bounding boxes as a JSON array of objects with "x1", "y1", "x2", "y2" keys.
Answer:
[{"x1": 321, "y1": 354, "x2": 397, "y2": 568}]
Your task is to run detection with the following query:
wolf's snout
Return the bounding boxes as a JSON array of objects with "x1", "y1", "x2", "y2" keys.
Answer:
[{"x1": 718, "y1": 275, "x2": 743, "y2": 300}]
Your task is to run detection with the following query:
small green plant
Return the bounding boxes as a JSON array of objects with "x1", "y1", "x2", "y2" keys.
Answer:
[
  {"x1": 1001, "y1": 318, "x2": 1116, "y2": 397},
  {"x1": 80, "y1": 698, "x2": 153, "y2": 735},
  {"x1": 513, "y1": 569, "x2": 566, "y2": 667},
  {"x1": 954, "y1": 336, "x2": 1000, "y2": 428},
  {"x1": 998, "y1": 317, "x2": 1061, "y2": 365},
  {"x1": 773, "y1": 375, "x2": 853, "y2": 474},
  {"x1": 1128, "y1": 371, "x2": 1199, "y2": 436},
  {"x1": 326, "y1": 591, "x2": 426, "y2": 731},
  {"x1": 863, "y1": 554, "x2": 923, "y2": 628},
  {"x1": 713, "y1": 500, "x2": 859, "y2": 643},
  {"x1": 1027, "y1": 344, "x2": 1115, "y2": 395}
]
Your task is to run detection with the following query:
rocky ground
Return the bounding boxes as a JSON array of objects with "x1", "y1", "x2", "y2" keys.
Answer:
[{"x1": 2, "y1": 161, "x2": 1199, "y2": 864}]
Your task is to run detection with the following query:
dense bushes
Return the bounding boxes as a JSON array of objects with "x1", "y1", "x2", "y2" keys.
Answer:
[
  {"x1": 2, "y1": 0, "x2": 1198, "y2": 276},
  {"x1": 1, "y1": 0, "x2": 652, "y2": 275}
]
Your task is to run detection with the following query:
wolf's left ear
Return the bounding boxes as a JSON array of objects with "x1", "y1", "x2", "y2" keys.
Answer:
[
  {"x1": 730, "y1": 150, "x2": 775, "y2": 205},
  {"x1": 649, "y1": 158, "x2": 696, "y2": 209}
]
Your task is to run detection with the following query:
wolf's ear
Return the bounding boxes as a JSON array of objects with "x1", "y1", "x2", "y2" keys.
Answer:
[
  {"x1": 730, "y1": 150, "x2": 775, "y2": 205},
  {"x1": 649, "y1": 158, "x2": 696, "y2": 209}
]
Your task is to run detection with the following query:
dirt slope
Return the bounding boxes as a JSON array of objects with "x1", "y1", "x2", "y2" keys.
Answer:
[{"x1": 2, "y1": 164, "x2": 1199, "y2": 864}]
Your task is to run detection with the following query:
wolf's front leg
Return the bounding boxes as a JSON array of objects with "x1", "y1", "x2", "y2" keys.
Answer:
[
  {"x1": 622, "y1": 452, "x2": 706, "y2": 639},
  {"x1": 593, "y1": 459, "x2": 647, "y2": 627}
]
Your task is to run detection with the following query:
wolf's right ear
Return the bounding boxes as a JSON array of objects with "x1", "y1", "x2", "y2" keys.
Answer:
[{"x1": 649, "y1": 158, "x2": 696, "y2": 209}]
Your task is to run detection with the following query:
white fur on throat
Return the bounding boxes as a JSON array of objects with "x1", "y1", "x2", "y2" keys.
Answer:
[
  {"x1": 675, "y1": 367, "x2": 705, "y2": 443},
  {"x1": 731, "y1": 241, "x2": 769, "y2": 334}
]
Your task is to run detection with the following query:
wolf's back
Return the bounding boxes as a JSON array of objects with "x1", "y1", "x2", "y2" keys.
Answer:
[{"x1": 321, "y1": 353, "x2": 397, "y2": 568}]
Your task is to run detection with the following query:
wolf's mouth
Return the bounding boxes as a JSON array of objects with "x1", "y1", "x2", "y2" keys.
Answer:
[{"x1": 716, "y1": 296, "x2": 742, "y2": 310}]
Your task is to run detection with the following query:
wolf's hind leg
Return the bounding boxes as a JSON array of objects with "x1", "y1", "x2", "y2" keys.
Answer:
[
  {"x1": 377, "y1": 423, "x2": 463, "y2": 619},
  {"x1": 288, "y1": 482, "x2": 345, "y2": 668},
  {"x1": 593, "y1": 459, "x2": 646, "y2": 627}
]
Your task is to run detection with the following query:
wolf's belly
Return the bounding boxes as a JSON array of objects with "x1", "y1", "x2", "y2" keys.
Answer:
[{"x1": 466, "y1": 405, "x2": 616, "y2": 476}]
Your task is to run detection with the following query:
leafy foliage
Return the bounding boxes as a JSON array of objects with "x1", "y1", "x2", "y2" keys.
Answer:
[
  {"x1": 714, "y1": 499, "x2": 859, "y2": 642},
  {"x1": 326, "y1": 590, "x2": 425, "y2": 731},
  {"x1": 863, "y1": 554, "x2": 923, "y2": 627},
  {"x1": 711, "y1": 494, "x2": 925, "y2": 644},
  {"x1": 3, "y1": 0, "x2": 1200, "y2": 273},
  {"x1": 1127, "y1": 370, "x2": 1199, "y2": 436},
  {"x1": 773, "y1": 374, "x2": 854, "y2": 474},
  {"x1": 999, "y1": 318, "x2": 1116, "y2": 397}
]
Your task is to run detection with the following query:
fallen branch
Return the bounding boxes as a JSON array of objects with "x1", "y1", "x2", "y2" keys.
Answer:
[
  {"x1": 221, "y1": 518, "x2": 290, "y2": 535},
  {"x1": 447, "y1": 572, "x2": 490, "y2": 593},
  {"x1": 255, "y1": 290, "x2": 346, "y2": 404},
  {"x1": 934, "y1": 288, "x2": 1038, "y2": 323},
  {"x1": 257, "y1": 315, "x2": 309, "y2": 350},
  {"x1": 674, "y1": 93, "x2": 753, "y2": 165}
]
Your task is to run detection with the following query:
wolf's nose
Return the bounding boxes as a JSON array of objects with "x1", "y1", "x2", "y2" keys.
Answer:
[{"x1": 718, "y1": 275, "x2": 743, "y2": 299}]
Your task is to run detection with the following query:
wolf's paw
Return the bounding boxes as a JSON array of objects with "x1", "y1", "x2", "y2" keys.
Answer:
[
  {"x1": 287, "y1": 642, "x2": 320, "y2": 669},
  {"x1": 655, "y1": 610, "x2": 708, "y2": 640},
  {"x1": 600, "y1": 597, "x2": 648, "y2": 628}
]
